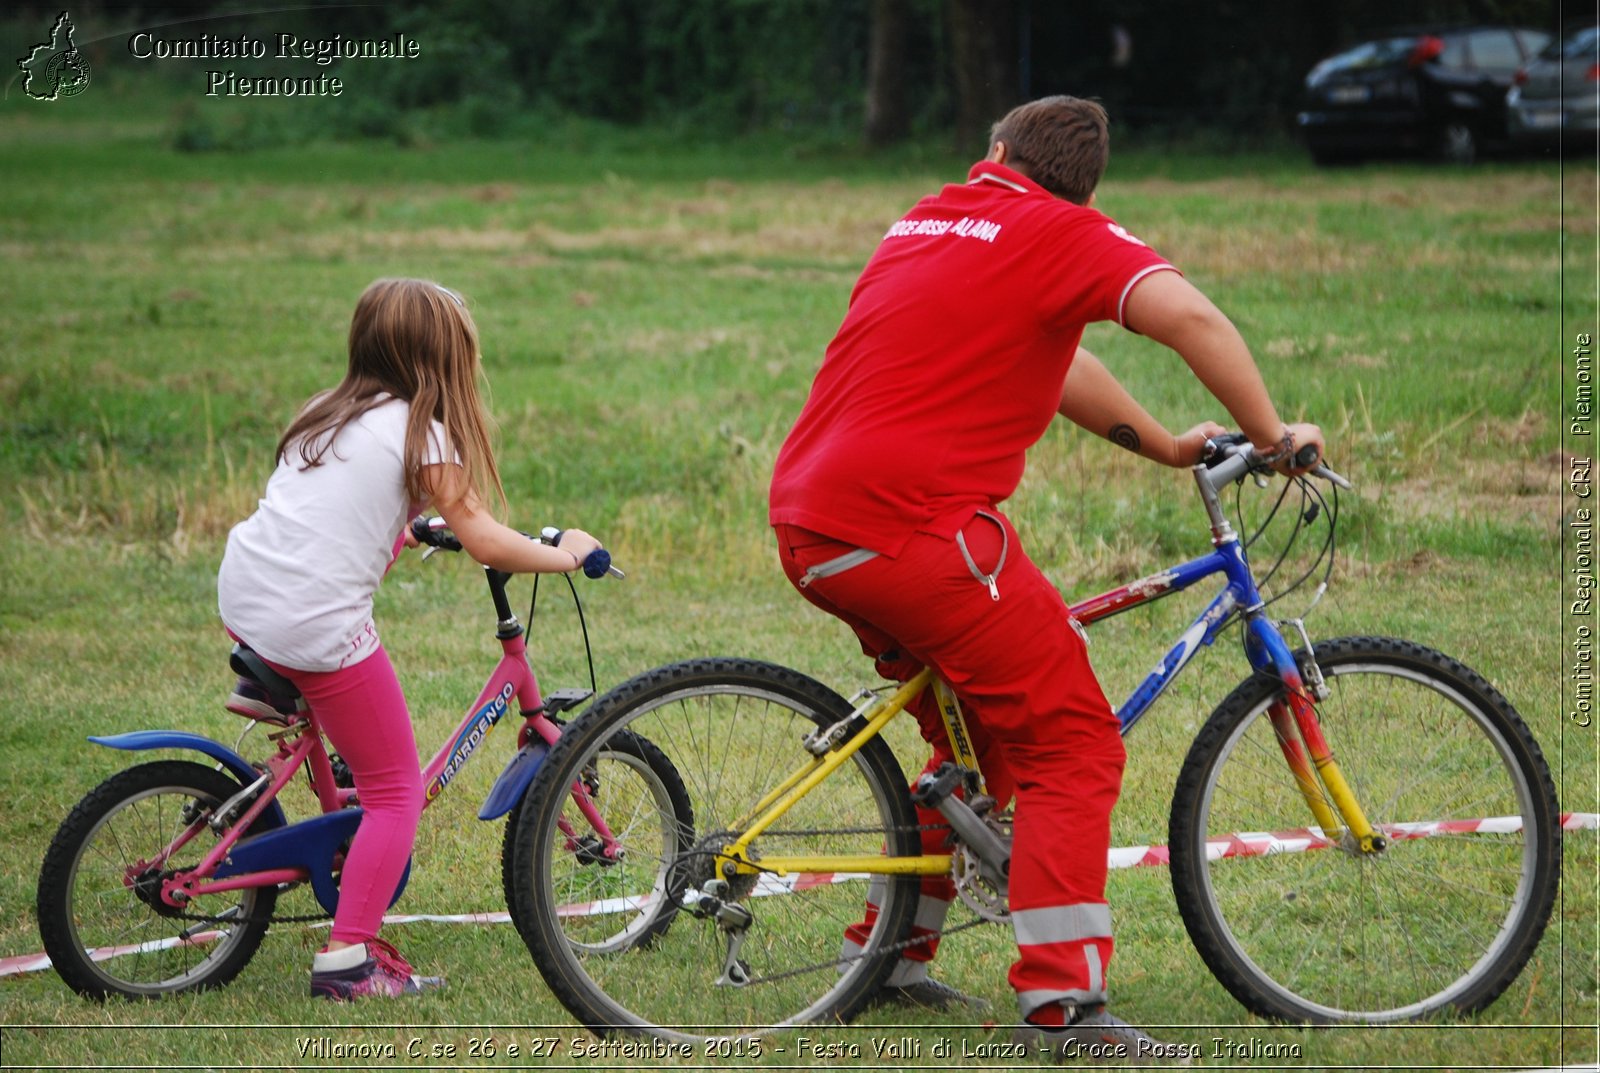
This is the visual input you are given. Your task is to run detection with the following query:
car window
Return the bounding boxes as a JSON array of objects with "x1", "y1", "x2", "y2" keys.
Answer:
[
  {"x1": 1465, "y1": 30, "x2": 1522, "y2": 73},
  {"x1": 1316, "y1": 37, "x2": 1419, "y2": 74},
  {"x1": 1557, "y1": 25, "x2": 1599, "y2": 60},
  {"x1": 1438, "y1": 34, "x2": 1469, "y2": 70},
  {"x1": 1517, "y1": 30, "x2": 1551, "y2": 57}
]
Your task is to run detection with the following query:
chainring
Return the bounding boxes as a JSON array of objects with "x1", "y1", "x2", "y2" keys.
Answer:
[{"x1": 951, "y1": 810, "x2": 1012, "y2": 923}]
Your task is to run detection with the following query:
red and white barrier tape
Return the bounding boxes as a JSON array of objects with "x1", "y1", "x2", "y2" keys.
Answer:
[{"x1": 6, "y1": 812, "x2": 1595, "y2": 979}]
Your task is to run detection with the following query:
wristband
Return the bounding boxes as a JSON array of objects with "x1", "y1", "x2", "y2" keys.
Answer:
[{"x1": 1254, "y1": 427, "x2": 1295, "y2": 466}]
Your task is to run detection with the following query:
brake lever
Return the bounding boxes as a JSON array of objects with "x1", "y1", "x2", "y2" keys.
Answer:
[{"x1": 1311, "y1": 463, "x2": 1353, "y2": 490}]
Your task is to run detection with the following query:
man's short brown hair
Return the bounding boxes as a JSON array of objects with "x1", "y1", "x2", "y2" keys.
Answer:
[{"x1": 988, "y1": 96, "x2": 1109, "y2": 205}]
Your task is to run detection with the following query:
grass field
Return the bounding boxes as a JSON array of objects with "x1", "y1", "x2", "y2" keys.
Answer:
[{"x1": 0, "y1": 84, "x2": 1596, "y2": 1071}]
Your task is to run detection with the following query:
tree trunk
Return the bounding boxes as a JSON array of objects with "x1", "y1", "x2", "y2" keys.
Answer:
[
  {"x1": 864, "y1": 0, "x2": 912, "y2": 147},
  {"x1": 947, "y1": 0, "x2": 1019, "y2": 153}
]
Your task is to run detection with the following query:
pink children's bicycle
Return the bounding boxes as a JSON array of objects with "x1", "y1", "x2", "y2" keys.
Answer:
[{"x1": 36, "y1": 521, "x2": 692, "y2": 1000}]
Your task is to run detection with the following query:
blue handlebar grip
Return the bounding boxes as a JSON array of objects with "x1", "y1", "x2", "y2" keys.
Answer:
[{"x1": 583, "y1": 548, "x2": 612, "y2": 579}]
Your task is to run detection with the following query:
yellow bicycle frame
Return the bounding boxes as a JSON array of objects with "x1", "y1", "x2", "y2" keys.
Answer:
[
  {"x1": 715, "y1": 660, "x2": 1378, "y2": 882},
  {"x1": 719, "y1": 668, "x2": 950, "y2": 878}
]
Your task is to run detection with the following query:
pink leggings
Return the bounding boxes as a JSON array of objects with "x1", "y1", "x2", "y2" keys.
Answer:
[{"x1": 261, "y1": 644, "x2": 423, "y2": 946}]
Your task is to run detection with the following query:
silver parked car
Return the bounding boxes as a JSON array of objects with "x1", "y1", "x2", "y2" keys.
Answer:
[{"x1": 1507, "y1": 23, "x2": 1599, "y2": 146}]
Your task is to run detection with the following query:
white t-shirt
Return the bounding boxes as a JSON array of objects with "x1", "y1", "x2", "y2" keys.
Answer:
[{"x1": 218, "y1": 395, "x2": 452, "y2": 672}]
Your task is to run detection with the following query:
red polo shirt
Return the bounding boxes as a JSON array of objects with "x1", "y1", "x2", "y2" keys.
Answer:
[{"x1": 769, "y1": 161, "x2": 1177, "y2": 556}]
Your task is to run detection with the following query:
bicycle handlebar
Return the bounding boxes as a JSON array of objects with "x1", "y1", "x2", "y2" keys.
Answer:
[
  {"x1": 409, "y1": 516, "x2": 623, "y2": 579},
  {"x1": 539, "y1": 527, "x2": 624, "y2": 580},
  {"x1": 1200, "y1": 434, "x2": 1352, "y2": 490}
]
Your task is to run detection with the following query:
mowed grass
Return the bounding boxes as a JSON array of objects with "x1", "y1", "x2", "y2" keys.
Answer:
[{"x1": 0, "y1": 93, "x2": 1595, "y2": 1070}]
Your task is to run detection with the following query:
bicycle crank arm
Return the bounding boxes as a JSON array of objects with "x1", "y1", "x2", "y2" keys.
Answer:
[{"x1": 914, "y1": 766, "x2": 1011, "y2": 884}]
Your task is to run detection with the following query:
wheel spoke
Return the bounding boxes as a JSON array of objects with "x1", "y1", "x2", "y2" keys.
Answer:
[
  {"x1": 513, "y1": 660, "x2": 920, "y2": 1041},
  {"x1": 38, "y1": 761, "x2": 277, "y2": 998}
]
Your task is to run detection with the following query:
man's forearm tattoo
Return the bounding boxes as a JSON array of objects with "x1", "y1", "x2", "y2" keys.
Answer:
[{"x1": 1109, "y1": 423, "x2": 1140, "y2": 453}]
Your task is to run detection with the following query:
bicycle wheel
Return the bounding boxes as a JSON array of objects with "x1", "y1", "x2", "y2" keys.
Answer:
[
  {"x1": 502, "y1": 726, "x2": 694, "y2": 951},
  {"x1": 1169, "y1": 635, "x2": 1560, "y2": 1023},
  {"x1": 37, "y1": 760, "x2": 280, "y2": 999},
  {"x1": 509, "y1": 658, "x2": 920, "y2": 1040}
]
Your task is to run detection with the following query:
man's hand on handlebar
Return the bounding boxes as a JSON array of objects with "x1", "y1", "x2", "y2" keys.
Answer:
[
  {"x1": 1173, "y1": 421, "x2": 1231, "y2": 467},
  {"x1": 1262, "y1": 422, "x2": 1326, "y2": 477},
  {"x1": 1201, "y1": 423, "x2": 1344, "y2": 488}
]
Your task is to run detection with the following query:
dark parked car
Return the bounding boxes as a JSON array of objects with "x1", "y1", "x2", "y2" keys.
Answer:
[
  {"x1": 1298, "y1": 26, "x2": 1552, "y2": 164},
  {"x1": 1507, "y1": 23, "x2": 1600, "y2": 148}
]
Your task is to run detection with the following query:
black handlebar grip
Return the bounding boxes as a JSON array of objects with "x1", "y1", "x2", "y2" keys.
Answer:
[
  {"x1": 1293, "y1": 442, "x2": 1321, "y2": 469},
  {"x1": 583, "y1": 548, "x2": 612, "y2": 579}
]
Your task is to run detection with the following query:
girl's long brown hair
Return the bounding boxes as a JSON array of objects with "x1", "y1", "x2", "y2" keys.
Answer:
[{"x1": 278, "y1": 278, "x2": 504, "y2": 511}]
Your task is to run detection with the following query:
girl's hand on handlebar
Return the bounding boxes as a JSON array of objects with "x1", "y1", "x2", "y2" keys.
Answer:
[{"x1": 554, "y1": 528, "x2": 603, "y2": 572}]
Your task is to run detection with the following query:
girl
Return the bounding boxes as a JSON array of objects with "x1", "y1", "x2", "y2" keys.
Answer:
[{"x1": 218, "y1": 278, "x2": 601, "y2": 1001}]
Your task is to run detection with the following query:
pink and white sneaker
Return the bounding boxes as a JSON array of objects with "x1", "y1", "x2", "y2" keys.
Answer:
[{"x1": 309, "y1": 938, "x2": 445, "y2": 1001}]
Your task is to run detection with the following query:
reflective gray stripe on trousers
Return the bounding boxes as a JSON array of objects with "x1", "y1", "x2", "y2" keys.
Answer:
[
  {"x1": 1016, "y1": 960, "x2": 1106, "y2": 1015},
  {"x1": 1013, "y1": 904, "x2": 1112, "y2": 1015},
  {"x1": 1012, "y1": 903, "x2": 1113, "y2": 946}
]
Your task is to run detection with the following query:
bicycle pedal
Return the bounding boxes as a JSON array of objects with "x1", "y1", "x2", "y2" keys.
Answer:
[
  {"x1": 329, "y1": 754, "x2": 355, "y2": 789},
  {"x1": 539, "y1": 688, "x2": 595, "y2": 718}
]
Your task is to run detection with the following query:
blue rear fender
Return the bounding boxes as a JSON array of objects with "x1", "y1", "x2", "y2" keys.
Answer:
[{"x1": 89, "y1": 730, "x2": 289, "y2": 829}]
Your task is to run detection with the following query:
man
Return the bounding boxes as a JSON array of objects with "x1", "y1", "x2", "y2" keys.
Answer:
[{"x1": 769, "y1": 96, "x2": 1323, "y2": 1062}]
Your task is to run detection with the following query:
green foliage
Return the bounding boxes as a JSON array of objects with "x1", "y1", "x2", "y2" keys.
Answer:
[{"x1": 4, "y1": 0, "x2": 1579, "y2": 154}]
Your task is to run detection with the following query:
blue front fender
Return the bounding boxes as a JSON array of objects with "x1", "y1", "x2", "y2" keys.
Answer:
[{"x1": 89, "y1": 731, "x2": 289, "y2": 829}]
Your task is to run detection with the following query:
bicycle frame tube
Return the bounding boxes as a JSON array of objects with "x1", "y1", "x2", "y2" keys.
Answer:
[
  {"x1": 182, "y1": 639, "x2": 549, "y2": 900},
  {"x1": 1072, "y1": 536, "x2": 1378, "y2": 848},
  {"x1": 168, "y1": 729, "x2": 326, "y2": 904},
  {"x1": 931, "y1": 678, "x2": 986, "y2": 795},
  {"x1": 415, "y1": 631, "x2": 627, "y2": 853},
  {"x1": 1070, "y1": 544, "x2": 1261, "y2": 735},
  {"x1": 421, "y1": 634, "x2": 542, "y2": 805},
  {"x1": 725, "y1": 669, "x2": 950, "y2": 879}
]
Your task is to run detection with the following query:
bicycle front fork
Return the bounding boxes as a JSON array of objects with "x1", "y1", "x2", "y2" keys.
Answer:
[{"x1": 1268, "y1": 644, "x2": 1384, "y2": 855}]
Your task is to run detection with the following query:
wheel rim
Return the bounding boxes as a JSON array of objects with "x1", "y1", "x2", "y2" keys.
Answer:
[
  {"x1": 1194, "y1": 661, "x2": 1541, "y2": 1021},
  {"x1": 546, "y1": 744, "x2": 684, "y2": 954},
  {"x1": 531, "y1": 678, "x2": 913, "y2": 1039},
  {"x1": 62, "y1": 782, "x2": 265, "y2": 996}
]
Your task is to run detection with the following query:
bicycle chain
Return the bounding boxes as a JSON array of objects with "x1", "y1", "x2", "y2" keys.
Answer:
[
  {"x1": 168, "y1": 902, "x2": 327, "y2": 927},
  {"x1": 739, "y1": 914, "x2": 993, "y2": 989},
  {"x1": 673, "y1": 819, "x2": 1002, "y2": 990}
]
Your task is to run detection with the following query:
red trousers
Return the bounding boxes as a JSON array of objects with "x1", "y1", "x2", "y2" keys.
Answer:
[{"x1": 776, "y1": 513, "x2": 1126, "y2": 1020}]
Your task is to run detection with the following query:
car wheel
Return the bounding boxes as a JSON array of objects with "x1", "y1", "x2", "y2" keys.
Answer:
[{"x1": 1436, "y1": 121, "x2": 1477, "y2": 164}]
